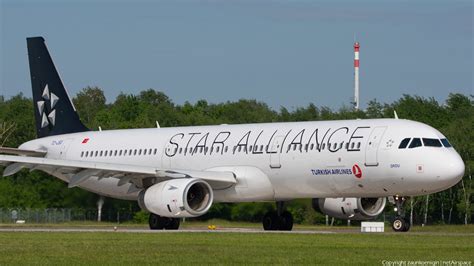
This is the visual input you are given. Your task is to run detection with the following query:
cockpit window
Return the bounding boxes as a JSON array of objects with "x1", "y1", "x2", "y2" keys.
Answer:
[
  {"x1": 398, "y1": 138, "x2": 411, "y2": 149},
  {"x1": 441, "y1": 138, "x2": 452, "y2": 148},
  {"x1": 422, "y1": 138, "x2": 442, "y2": 147},
  {"x1": 408, "y1": 138, "x2": 422, "y2": 148}
]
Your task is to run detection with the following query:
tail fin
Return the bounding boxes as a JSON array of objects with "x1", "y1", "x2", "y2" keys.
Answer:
[{"x1": 27, "y1": 37, "x2": 89, "y2": 138}]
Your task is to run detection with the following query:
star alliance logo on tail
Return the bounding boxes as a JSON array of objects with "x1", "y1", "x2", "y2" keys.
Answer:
[{"x1": 37, "y1": 84, "x2": 59, "y2": 128}]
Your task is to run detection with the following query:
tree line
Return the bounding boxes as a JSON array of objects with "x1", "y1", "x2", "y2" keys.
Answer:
[{"x1": 0, "y1": 87, "x2": 472, "y2": 225}]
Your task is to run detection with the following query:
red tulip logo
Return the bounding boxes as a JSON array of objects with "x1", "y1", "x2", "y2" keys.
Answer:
[{"x1": 352, "y1": 164, "x2": 362, "y2": 178}]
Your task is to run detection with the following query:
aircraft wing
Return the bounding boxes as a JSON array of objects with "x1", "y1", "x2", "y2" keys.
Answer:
[{"x1": 0, "y1": 154, "x2": 237, "y2": 191}]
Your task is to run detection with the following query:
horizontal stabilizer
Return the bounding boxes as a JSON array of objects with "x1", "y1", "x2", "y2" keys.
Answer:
[{"x1": 0, "y1": 147, "x2": 46, "y2": 157}]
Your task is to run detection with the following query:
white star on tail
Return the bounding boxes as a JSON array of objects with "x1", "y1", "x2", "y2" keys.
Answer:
[{"x1": 37, "y1": 84, "x2": 59, "y2": 128}]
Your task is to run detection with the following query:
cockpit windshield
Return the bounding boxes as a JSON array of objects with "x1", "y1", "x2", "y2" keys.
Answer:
[
  {"x1": 398, "y1": 137, "x2": 452, "y2": 149},
  {"x1": 441, "y1": 138, "x2": 452, "y2": 148},
  {"x1": 398, "y1": 138, "x2": 410, "y2": 149},
  {"x1": 408, "y1": 138, "x2": 422, "y2": 148},
  {"x1": 422, "y1": 138, "x2": 442, "y2": 147}
]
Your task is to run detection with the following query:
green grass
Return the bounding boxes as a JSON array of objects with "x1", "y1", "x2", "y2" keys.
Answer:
[{"x1": 0, "y1": 227, "x2": 473, "y2": 265}]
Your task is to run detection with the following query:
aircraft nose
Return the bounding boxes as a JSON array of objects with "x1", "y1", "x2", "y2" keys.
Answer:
[{"x1": 444, "y1": 152, "x2": 465, "y2": 184}]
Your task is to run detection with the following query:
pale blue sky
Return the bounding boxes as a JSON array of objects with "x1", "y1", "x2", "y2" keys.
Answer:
[{"x1": 1, "y1": 0, "x2": 472, "y2": 110}]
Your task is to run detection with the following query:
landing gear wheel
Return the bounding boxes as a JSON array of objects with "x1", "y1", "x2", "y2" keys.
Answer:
[
  {"x1": 165, "y1": 218, "x2": 180, "y2": 230},
  {"x1": 149, "y1": 214, "x2": 180, "y2": 230},
  {"x1": 392, "y1": 216, "x2": 410, "y2": 232},
  {"x1": 402, "y1": 219, "x2": 411, "y2": 232},
  {"x1": 263, "y1": 211, "x2": 279, "y2": 231},
  {"x1": 391, "y1": 196, "x2": 411, "y2": 232},
  {"x1": 279, "y1": 211, "x2": 293, "y2": 231},
  {"x1": 149, "y1": 213, "x2": 165, "y2": 230}
]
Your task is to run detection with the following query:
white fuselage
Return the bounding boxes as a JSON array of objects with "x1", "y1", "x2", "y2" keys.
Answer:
[{"x1": 19, "y1": 118, "x2": 465, "y2": 202}]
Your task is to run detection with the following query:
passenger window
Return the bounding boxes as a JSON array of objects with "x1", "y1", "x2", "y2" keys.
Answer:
[
  {"x1": 409, "y1": 138, "x2": 422, "y2": 148},
  {"x1": 238, "y1": 146, "x2": 242, "y2": 152},
  {"x1": 216, "y1": 146, "x2": 220, "y2": 153},
  {"x1": 322, "y1": 143, "x2": 326, "y2": 150},
  {"x1": 357, "y1": 142, "x2": 361, "y2": 149},
  {"x1": 104, "y1": 151, "x2": 108, "y2": 156},
  {"x1": 441, "y1": 138, "x2": 452, "y2": 148},
  {"x1": 95, "y1": 151, "x2": 98, "y2": 157},
  {"x1": 310, "y1": 143, "x2": 314, "y2": 150},
  {"x1": 345, "y1": 143, "x2": 349, "y2": 149},
  {"x1": 398, "y1": 138, "x2": 411, "y2": 149},
  {"x1": 351, "y1": 143, "x2": 355, "y2": 149},
  {"x1": 85, "y1": 151, "x2": 88, "y2": 157},
  {"x1": 422, "y1": 138, "x2": 442, "y2": 147},
  {"x1": 260, "y1": 145, "x2": 264, "y2": 151},
  {"x1": 225, "y1": 146, "x2": 228, "y2": 153},
  {"x1": 154, "y1": 149, "x2": 157, "y2": 155},
  {"x1": 205, "y1": 147, "x2": 208, "y2": 153}
]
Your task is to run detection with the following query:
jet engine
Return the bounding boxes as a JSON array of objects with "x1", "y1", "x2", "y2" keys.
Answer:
[
  {"x1": 312, "y1": 197, "x2": 386, "y2": 220},
  {"x1": 138, "y1": 178, "x2": 213, "y2": 218}
]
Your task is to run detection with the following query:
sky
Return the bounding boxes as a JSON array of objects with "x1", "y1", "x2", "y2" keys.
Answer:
[{"x1": 1, "y1": 0, "x2": 472, "y2": 110}]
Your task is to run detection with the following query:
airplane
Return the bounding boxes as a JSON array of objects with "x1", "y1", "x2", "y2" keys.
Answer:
[{"x1": 0, "y1": 37, "x2": 465, "y2": 232}]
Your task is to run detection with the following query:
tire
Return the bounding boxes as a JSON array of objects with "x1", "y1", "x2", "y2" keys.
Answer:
[
  {"x1": 392, "y1": 217, "x2": 407, "y2": 232},
  {"x1": 402, "y1": 219, "x2": 411, "y2": 232},
  {"x1": 279, "y1": 211, "x2": 293, "y2": 231},
  {"x1": 263, "y1": 211, "x2": 279, "y2": 231},
  {"x1": 166, "y1": 218, "x2": 180, "y2": 230},
  {"x1": 149, "y1": 213, "x2": 165, "y2": 230}
]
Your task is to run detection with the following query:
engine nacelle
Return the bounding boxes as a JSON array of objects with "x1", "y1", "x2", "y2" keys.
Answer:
[
  {"x1": 312, "y1": 197, "x2": 386, "y2": 220},
  {"x1": 138, "y1": 178, "x2": 213, "y2": 218}
]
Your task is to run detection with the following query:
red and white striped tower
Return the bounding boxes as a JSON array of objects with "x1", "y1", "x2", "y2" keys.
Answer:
[{"x1": 354, "y1": 42, "x2": 360, "y2": 110}]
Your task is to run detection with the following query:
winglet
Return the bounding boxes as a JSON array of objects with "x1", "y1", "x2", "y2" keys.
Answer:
[{"x1": 394, "y1": 110, "x2": 399, "y2": 119}]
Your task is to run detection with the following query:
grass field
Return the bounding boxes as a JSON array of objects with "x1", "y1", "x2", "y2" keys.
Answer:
[{"x1": 0, "y1": 224, "x2": 473, "y2": 265}]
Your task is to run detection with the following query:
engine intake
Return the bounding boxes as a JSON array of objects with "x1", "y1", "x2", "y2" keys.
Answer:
[
  {"x1": 138, "y1": 178, "x2": 213, "y2": 218},
  {"x1": 312, "y1": 197, "x2": 386, "y2": 220}
]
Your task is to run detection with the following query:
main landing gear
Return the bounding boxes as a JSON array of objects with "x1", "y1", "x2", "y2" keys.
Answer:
[
  {"x1": 391, "y1": 196, "x2": 411, "y2": 232},
  {"x1": 149, "y1": 213, "x2": 180, "y2": 230},
  {"x1": 262, "y1": 202, "x2": 294, "y2": 231}
]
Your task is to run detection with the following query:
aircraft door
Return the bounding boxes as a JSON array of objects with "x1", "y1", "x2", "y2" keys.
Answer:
[
  {"x1": 59, "y1": 139, "x2": 73, "y2": 159},
  {"x1": 365, "y1": 126, "x2": 387, "y2": 167},
  {"x1": 161, "y1": 143, "x2": 173, "y2": 168},
  {"x1": 269, "y1": 136, "x2": 284, "y2": 169}
]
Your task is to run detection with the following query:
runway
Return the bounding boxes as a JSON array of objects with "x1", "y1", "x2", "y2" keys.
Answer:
[
  {"x1": 0, "y1": 227, "x2": 337, "y2": 234},
  {"x1": 1, "y1": 226, "x2": 472, "y2": 236}
]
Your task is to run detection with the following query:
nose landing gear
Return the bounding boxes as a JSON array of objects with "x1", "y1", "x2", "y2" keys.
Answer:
[
  {"x1": 262, "y1": 201, "x2": 294, "y2": 231},
  {"x1": 390, "y1": 196, "x2": 411, "y2": 232}
]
